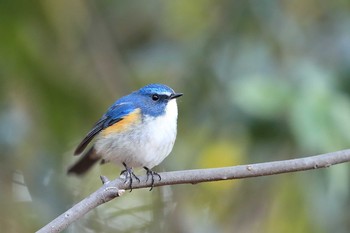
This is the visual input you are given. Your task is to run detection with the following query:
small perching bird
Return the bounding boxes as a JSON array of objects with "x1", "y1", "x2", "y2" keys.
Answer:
[{"x1": 68, "y1": 84, "x2": 182, "y2": 189}]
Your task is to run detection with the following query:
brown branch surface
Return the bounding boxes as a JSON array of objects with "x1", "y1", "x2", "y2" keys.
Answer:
[{"x1": 36, "y1": 149, "x2": 350, "y2": 233}]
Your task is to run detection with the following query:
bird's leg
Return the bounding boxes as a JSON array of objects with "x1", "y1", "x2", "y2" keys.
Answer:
[
  {"x1": 120, "y1": 162, "x2": 140, "y2": 192},
  {"x1": 143, "y1": 167, "x2": 161, "y2": 191}
]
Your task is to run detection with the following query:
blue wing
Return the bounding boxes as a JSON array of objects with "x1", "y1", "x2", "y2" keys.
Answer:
[{"x1": 74, "y1": 102, "x2": 136, "y2": 155}]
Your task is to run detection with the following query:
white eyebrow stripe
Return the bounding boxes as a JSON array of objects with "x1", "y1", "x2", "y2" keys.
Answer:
[{"x1": 158, "y1": 91, "x2": 172, "y2": 96}]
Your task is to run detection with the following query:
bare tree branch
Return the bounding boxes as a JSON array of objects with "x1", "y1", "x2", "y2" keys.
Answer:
[{"x1": 36, "y1": 149, "x2": 350, "y2": 233}]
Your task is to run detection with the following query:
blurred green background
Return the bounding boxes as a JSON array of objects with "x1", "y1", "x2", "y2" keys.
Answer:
[{"x1": 1, "y1": 0, "x2": 350, "y2": 232}]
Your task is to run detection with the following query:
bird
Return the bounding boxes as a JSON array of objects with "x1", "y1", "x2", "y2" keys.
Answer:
[{"x1": 68, "y1": 84, "x2": 182, "y2": 190}]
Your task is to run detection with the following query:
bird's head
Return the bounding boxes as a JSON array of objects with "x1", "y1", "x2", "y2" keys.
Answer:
[{"x1": 135, "y1": 84, "x2": 183, "y2": 117}]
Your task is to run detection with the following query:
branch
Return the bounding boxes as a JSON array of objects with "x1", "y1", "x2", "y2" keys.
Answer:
[{"x1": 36, "y1": 149, "x2": 350, "y2": 233}]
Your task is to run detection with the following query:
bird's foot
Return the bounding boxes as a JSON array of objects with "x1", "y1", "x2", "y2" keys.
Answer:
[
  {"x1": 144, "y1": 167, "x2": 161, "y2": 191},
  {"x1": 120, "y1": 162, "x2": 140, "y2": 192}
]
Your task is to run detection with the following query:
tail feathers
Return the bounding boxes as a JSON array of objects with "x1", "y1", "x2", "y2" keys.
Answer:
[{"x1": 67, "y1": 147, "x2": 101, "y2": 175}]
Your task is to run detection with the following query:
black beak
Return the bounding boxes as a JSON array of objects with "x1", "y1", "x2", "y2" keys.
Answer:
[{"x1": 170, "y1": 93, "x2": 183, "y2": 99}]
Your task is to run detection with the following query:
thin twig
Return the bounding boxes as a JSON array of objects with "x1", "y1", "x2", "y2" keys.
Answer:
[{"x1": 36, "y1": 149, "x2": 350, "y2": 233}]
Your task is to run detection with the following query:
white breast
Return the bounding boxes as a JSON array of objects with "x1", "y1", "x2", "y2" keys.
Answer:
[{"x1": 94, "y1": 99, "x2": 178, "y2": 169}]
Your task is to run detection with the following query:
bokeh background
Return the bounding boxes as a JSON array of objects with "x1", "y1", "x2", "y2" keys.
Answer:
[{"x1": 1, "y1": 0, "x2": 350, "y2": 232}]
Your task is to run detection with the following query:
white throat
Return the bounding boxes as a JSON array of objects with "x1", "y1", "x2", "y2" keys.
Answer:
[{"x1": 165, "y1": 99, "x2": 178, "y2": 120}]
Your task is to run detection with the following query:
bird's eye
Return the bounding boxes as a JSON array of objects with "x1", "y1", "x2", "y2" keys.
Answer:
[{"x1": 152, "y1": 94, "x2": 160, "y2": 101}]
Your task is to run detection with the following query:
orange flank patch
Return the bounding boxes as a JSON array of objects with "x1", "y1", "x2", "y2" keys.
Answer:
[{"x1": 101, "y1": 108, "x2": 141, "y2": 136}]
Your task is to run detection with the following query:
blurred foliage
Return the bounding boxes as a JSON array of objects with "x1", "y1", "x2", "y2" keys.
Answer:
[{"x1": 1, "y1": 0, "x2": 350, "y2": 232}]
